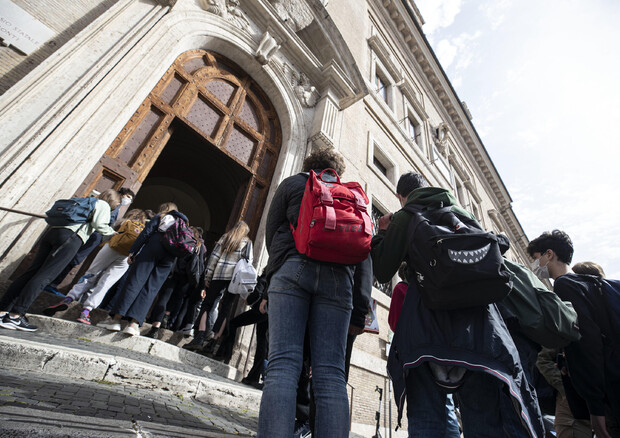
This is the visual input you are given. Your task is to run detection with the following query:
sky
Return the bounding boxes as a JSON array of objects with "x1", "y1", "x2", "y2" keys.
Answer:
[{"x1": 413, "y1": 0, "x2": 620, "y2": 279}]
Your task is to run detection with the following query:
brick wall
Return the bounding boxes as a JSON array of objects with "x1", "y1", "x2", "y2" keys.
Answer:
[{"x1": 0, "y1": 0, "x2": 119, "y2": 95}]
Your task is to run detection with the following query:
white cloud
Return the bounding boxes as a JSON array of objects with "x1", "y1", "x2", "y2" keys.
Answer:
[
  {"x1": 478, "y1": 0, "x2": 513, "y2": 30},
  {"x1": 415, "y1": 0, "x2": 464, "y2": 35}
]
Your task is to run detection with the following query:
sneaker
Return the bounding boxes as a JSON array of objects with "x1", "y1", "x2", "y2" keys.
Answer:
[
  {"x1": 123, "y1": 322, "x2": 140, "y2": 336},
  {"x1": 0, "y1": 314, "x2": 38, "y2": 332},
  {"x1": 293, "y1": 420, "x2": 311, "y2": 438},
  {"x1": 43, "y1": 298, "x2": 72, "y2": 316},
  {"x1": 179, "y1": 324, "x2": 194, "y2": 337},
  {"x1": 76, "y1": 312, "x2": 91, "y2": 325},
  {"x1": 97, "y1": 317, "x2": 121, "y2": 331},
  {"x1": 145, "y1": 326, "x2": 161, "y2": 339}
]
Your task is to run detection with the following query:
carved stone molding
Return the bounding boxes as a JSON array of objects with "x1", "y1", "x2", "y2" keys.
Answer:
[
  {"x1": 199, "y1": 0, "x2": 250, "y2": 31},
  {"x1": 269, "y1": 0, "x2": 314, "y2": 32},
  {"x1": 284, "y1": 64, "x2": 319, "y2": 108},
  {"x1": 255, "y1": 31, "x2": 281, "y2": 65},
  {"x1": 433, "y1": 122, "x2": 449, "y2": 156}
]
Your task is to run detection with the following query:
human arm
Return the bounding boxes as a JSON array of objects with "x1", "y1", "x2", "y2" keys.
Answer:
[
  {"x1": 350, "y1": 256, "x2": 373, "y2": 331},
  {"x1": 370, "y1": 210, "x2": 411, "y2": 283},
  {"x1": 90, "y1": 201, "x2": 116, "y2": 236},
  {"x1": 129, "y1": 214, "x2": 160, "y2": 255},
  {"x1": 536, "y1": 347, "x2": 565, "y2": 396}
]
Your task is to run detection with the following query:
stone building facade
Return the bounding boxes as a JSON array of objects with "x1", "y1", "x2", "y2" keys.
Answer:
[{"x1": 0, "y1": 0, "x2": 530, "y2": 435}]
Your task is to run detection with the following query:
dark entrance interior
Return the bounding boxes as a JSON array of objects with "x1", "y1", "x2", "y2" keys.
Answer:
[{"x1": 132, "y1": 119, "x2": 252, "y2": 249}]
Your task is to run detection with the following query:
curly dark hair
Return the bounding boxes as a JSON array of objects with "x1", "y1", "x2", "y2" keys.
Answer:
[
  {"x1": 302, "y1": 147, "x2": 346, "y2": 175},
  {"x1": 526, "y1": 230, "x2": 574, "y2": 264}
]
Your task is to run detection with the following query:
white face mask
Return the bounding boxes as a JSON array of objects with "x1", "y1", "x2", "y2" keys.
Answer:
[
  {"x1": 531, "y1": 258, "x2": 550, "y2": 279},
  {"x1": 121, "y1": 197, "x2": 132, "y2": 206}
]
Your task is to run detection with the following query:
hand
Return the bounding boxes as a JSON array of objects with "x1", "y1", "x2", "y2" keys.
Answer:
[
  {"x1": 259, "y1": 299, "x2": 268, "y2": 314},
  {"x1": 348, "y1": 324, "x2": 364, "y2": 336},
  {"x1": 378, "y1": 213, "x2": 393, "y2": 230},
  {"x1": 127, "y1": 254, "x2": 134, "y2": 265},
  {"x1": 590, "y1": 415, "x2": 611, "y2": 438},
  {"x1": 200, "y1": 289, "x2": 206, "y2": 299},
  {"x1": 205, "y1": 280, "x2": 211, "y2": 288}
]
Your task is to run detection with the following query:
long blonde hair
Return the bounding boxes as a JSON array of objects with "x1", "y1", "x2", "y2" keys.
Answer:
[{"x1": 220, "y1": 220, "x2": 249, "y2": 254}]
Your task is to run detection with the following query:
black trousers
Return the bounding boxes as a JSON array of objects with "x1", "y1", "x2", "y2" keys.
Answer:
[
  {"x1": 0, "y1": 228, "x2": 82, "y2": 314},
  {"x1": 149, "y1": 273, "x2": 189, "y2": 324},
  {"x1": 50, "y1": 231, "x2": 103, "y2": 286},
  {"x1": 245, "y1": 317, "x2": 268, "y2": 383},
  {"x1": 216, "y1": 307, "x2": 268, "y2": 360}
]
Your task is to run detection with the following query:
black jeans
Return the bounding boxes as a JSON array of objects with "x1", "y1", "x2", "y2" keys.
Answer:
[
  {"x1": 0, "y1": 228, "x2": 83, "y2": 314},
  {"x1": 50, "y1": 231, "x2": 103, "y2": 286},
  {"x1": 216, "y1": 307, "x2": 268, "y2": 360},
  {"x1": 245, "y1": 317, "x2": 268, "y2": 382},
  {"x1": 150, "y1": 273, "x2": 189, "y2": 324}
]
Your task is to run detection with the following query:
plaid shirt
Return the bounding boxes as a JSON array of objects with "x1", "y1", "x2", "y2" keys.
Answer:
[{"x1": 205, "y1": 237, "x2": 252, "y2": 283}]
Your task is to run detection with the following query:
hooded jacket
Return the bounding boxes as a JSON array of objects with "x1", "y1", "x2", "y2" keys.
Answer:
[{"x1": 371, "y1": 187, "x2": 543, "y2": 437}]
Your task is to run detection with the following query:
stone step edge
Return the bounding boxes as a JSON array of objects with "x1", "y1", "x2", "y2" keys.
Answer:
[
  {"x1": 24, "y1": 314, "x2": 241, "y2": 381},
  {"x1": 0, "y1": 336, "x2": 262, "y2": 414}
]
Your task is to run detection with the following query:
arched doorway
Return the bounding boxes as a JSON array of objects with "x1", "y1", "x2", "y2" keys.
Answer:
[{"x1": 77, "y1": 49, "x2": 282, "y2": 240}]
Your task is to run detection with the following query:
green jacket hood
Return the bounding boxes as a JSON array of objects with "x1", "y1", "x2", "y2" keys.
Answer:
[{"x1": 405, "y1": 187, "x2": 458, "y2": 207}]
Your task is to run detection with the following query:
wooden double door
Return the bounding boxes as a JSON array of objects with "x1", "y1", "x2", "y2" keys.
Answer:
[{"x1": 78, "y1": 49, "x2": 282, "y2": 236}]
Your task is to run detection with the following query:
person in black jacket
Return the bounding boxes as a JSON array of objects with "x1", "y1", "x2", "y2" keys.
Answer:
[
  {"x1": 97, "y1": 202, "x2": 188, "y2": 337},
  {"x1": 257, "y1": 147, "x2": 361, "y2": 438},
  {"x1": 528, "y1": 230, "x2": 620, "y2": 438},
  {"x1": 372, "y1": 172, "x2": 543, "y2": 438}
]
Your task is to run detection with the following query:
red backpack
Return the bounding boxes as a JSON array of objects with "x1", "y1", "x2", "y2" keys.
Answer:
[{"x1": 291, "y1": 169, "x2": 373, "y2": 265}]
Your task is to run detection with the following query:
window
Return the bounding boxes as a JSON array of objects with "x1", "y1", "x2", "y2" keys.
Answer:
[
  {"x1": 371, "y1": 203, "x2": 393, "y2": 297},
  {"x1": 373, "y1": 156, "x2": 388, "y2": 176},
  {"x1": 432, "y1": 145, "x2": 453, "y2": 187},
  {"x1": 368, "y1": 136, "x2": 397, "y2": 187},
  {"x1": 374, "y1": 71, "x2": 389, "y2": 105}
]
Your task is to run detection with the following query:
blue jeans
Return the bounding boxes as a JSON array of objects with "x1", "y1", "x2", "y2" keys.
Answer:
[
  {"x1": 406, "y1": 364, "x2": 530, "y2": 438},
  {"x1": 258, "y1": 257, "x2": 353, "y2": 438}
]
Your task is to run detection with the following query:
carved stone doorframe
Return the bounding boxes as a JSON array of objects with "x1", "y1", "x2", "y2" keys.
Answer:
[{"x1": 78, "y1": 49, "x2": 282, "y2": 236}]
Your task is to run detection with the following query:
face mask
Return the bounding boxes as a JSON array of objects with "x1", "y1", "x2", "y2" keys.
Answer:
[
  {"x1": 531, "y1": 258, "x2": 550, "y2": 279},
  {"x1": 121, "y1": 197, "x2": 132, "y2": 206}
]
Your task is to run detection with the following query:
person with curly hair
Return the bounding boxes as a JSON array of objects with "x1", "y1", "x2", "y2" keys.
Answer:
[{"x1": 257, "y1": 147, "x2": 360, "y2": 438}]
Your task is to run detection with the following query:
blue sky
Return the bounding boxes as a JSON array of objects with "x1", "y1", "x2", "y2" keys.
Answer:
[{"x1": 414, "y1": 0, "x2": 620, "y2": 278}]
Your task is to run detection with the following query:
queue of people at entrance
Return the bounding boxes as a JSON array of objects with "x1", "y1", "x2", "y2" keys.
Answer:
[{"x1": 2, "y1": 146, "x2": 620, "y2": 438}]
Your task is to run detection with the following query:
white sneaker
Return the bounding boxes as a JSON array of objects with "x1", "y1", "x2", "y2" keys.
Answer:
[
  {"x1": 123, "y1": 322, "x2": 140, "y2": 336},
  {"x1": 97, "y1": 317, "x2": 121, "y2": 331},
  {"x1": 180, "y1": 324, "x2": 194, "y2": 337}
]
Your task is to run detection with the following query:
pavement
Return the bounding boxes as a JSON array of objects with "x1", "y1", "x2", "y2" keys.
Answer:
[
  {"x1": 0, "y1": 313, "x2": 261, "y2": 437},
  {"x1": 0, "y1": 295, "x2": 367, "y2": 437}
]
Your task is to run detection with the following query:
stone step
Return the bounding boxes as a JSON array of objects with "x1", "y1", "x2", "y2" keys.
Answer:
[{"x1": 0, "y1": 315, "x2": 263, "y2": 415}]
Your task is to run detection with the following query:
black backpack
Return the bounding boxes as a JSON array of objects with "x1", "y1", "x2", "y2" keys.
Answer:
[{"x1": 403, "y1": 203, "x2": 513, "y2": 310}]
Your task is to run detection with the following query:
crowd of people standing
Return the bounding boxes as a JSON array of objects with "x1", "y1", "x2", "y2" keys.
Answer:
[{"x1": 1, "y1": 146, "x2": 619, "y2": 438}]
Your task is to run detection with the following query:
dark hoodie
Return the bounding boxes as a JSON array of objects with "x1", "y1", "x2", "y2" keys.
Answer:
[{"x1": 371, "y1": 186, "x2": 544, "y2": 437}]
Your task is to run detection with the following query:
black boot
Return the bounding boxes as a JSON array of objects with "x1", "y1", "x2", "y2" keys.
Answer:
[{"x1": 183, "y1": 330, "x2": 206, "y2": 351}]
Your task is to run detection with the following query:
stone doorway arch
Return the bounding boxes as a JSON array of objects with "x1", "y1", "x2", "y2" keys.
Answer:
[{"x1": 77, "y1": 49, "x2": 282, "y2": 237}]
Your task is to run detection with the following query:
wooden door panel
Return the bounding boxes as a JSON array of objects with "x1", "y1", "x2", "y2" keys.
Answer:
[{"x1": 78, "y1": 50, "x2": 282, "y2": 238}]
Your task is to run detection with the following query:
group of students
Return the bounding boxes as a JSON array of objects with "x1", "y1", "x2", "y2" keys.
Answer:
[{"x1": 2, "y1": 147, "x2": 619, "y2": 438}]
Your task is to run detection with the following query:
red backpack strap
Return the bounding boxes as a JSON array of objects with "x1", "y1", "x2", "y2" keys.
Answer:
[
  {"x1": 318, "y1": 181, "x2": 337, "y2": 230},
  {"x1": 350, "y1": 187, "x2": 373, "y2": 234}
]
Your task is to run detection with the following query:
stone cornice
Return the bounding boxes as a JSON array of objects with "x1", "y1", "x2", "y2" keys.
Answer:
[{"x1": 375, "y1": 0, "x2": 529, "y2": 258}]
